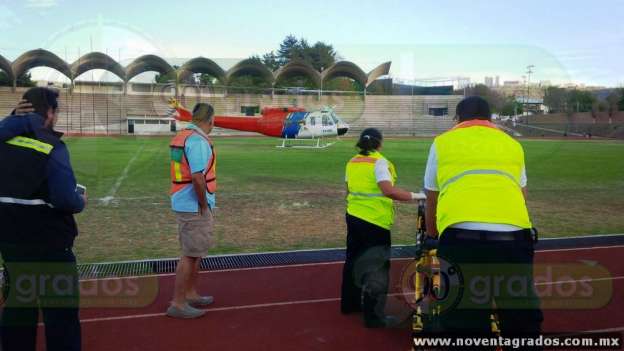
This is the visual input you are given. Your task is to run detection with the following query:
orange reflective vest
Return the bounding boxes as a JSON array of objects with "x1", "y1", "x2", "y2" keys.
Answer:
[{"x1": 169, "y1": 129, "x2": 216, "y2": 195}]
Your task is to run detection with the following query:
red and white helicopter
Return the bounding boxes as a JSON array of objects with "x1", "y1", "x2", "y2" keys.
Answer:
[{"x1": 167, "y1": 98, "x2": 349, "y2": 148}]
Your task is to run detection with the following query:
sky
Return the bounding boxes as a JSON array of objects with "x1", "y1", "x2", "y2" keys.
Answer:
[{"x1": 0, "y1": 0, "x2": 623, "y2": 86}]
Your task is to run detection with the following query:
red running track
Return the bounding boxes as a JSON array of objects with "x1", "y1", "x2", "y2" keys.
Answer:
[{"x1": 35, "y1": 245, "x2": 624, "y2": 351}]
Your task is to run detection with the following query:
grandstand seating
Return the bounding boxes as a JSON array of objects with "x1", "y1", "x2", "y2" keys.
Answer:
[
  {"x1": 1, "y1": 88, "x2": 462, "y2": 136},
  {"x1": 21, "y1": 87, "x2": 609, "y2": 137}
]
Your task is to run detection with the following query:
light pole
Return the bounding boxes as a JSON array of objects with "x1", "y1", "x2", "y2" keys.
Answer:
[{"x1": 526, "y1": 65, "x2": 534, "y2": 115}]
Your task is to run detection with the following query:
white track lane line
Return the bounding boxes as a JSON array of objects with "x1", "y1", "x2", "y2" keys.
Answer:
[
  {"x1": 583, "y1": 326, "x2": 624, "y2": 333},
  {"x1": 78, "y1": 297, "x2": 341, "y2": 324},
  {"x1": 538, "y1": 245, "x2": 624, "y2": 253},
  {"x1": 74, "y1": 276, "x2": 624, "y2": 324}
]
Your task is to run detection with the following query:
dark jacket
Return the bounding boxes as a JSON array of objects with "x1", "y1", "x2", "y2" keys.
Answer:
[{"x1": 0, "y1": 114, "x2": 84, "y2": 249}]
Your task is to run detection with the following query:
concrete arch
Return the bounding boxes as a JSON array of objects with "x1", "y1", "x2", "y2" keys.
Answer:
[
  {"x1": 12, "y1": 49, "x2": 71, "y2": 80},
  {"x1": 71, "y1": 52, "x2": 126, "y2": 81},
  {"x1": 0, "y1": 54, "x2": 14, "y2": 82},
  {"x1": 125, "y1": 54, "x2": 174, "y2": 82},
  {"x1": 178, "y1": 57, "x2": 226, "y2": 84},
  {"x1": 226, "y1": 59, "x2": 274, "y2": 86},
  {"x1": 274, "y1": 60, "x2": 321, "y2": 88},
  {"x1": 321, "y1": 61, "x2": 367, "y2": 88},
  {"x1": 366, "y1": 61, "x2": 392, "y2": 87}
]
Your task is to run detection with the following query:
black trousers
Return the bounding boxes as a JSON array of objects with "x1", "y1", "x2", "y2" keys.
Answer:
[
  {"x1": 0, "y1": 244, "x2": 81, "y2": 351},
  {"x1": 340, "y1": 214, "x2": 391, "y2": 324},
  {"x1": 432, "y1": 228, "x2": 543, "y2": 350}
]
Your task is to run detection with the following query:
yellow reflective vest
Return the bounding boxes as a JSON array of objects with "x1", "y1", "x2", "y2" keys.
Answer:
[
  {"x1": 434, "y1": 120, "x2": 532, "y2": 234},
  {"x1": 345, "y1": 151, "x2": 397, "y2": 230}
]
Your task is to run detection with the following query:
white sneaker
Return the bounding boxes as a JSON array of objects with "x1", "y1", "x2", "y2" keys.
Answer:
[{"x1": 166, "y1": 303, "x2": 206, "y2": 319}]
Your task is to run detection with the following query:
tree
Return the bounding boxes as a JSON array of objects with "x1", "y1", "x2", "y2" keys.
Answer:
[
  {"x1": 606, "y1": 90, "x2": 621, "y2": 118},
  {"x1": 566, "y1": 89, "x2": 595, "y2": 113},
  {"x1": 228, "y1": 74, "x2": 272, "y2": 93},
  {"x1": 197, "y1": 73, "x2": 217, "y2": 86},
  {"x1": 262, "y1": 51, "x2": 280, "y2": 71},
  {"x1": 0, "y1": 71, "x2": 35, "y2": 87},
  {"x1": 500, "y1": 98, "x2": 524, "y2": 116},
  {"x1": 237, "y1": 36, "x2": 340, "y2": 89},
  {"x1": 154, "y1": 65, "x2": 181, "y2": 84},
  {"x1": 305, "y1": 41, "x2": 336, "y2": 71},
  {"x1": 543, "y1": 86, "x2": 568, "y2": 113},
  {"x1": 274, "y1": 35, "x2": 337, "y2": 71},
  {"x1": 277, "y1": 35, "x2": 300, "y2": 66},
  {"x1": 613, "y1": 88, "x2": 624, "y2": 111},
  {"x1": 457, "y1": 84, "x2": 506, "y2": 113},
  {"x1": 245, "y1": 55, "x2": 263, "y2": 65}
]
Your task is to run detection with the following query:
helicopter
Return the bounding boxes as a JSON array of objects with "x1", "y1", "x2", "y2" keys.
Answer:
[{"x1": 167, "y1": 98, "x2": 349, "y2": 148}]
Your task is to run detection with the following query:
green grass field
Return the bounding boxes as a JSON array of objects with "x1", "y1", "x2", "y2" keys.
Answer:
[{"x1": 66, "y1": 136, "x2": 624, "y2": 263}]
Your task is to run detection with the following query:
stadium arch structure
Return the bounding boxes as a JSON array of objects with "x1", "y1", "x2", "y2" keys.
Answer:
[
  {"x1": 274, "y1": 60, "x2": 322, "y2": 88},
  {"x1": 0, "y1": 54, "x2": 14, "y2": 84},
  {"x1": 0, "y1": 49, "x2": 392, "y2": 94},
  {"x1": 12, "y1": 49, "x2": 72, "y2": 86},
  {"x1": 71, "y1": 52, "x2": 126, "y2": 82},
  {"x1": 178, "y1": 57, "x2": 227, "y2": 85}
]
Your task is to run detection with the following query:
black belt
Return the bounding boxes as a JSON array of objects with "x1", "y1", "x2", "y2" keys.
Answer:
[{"x1": 445, "y1": 228, "x2": 537, "y2": 242}]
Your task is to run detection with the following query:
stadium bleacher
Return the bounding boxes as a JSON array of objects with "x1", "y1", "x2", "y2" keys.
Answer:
[
  {"x1": 4, "y1": 87, "x2": 624, "y2": 138},
  {"x1": 0, "y1": 87, "x2": 463, "y2": 136}
]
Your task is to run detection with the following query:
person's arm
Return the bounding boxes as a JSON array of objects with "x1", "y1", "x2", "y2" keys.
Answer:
[
  {"x1": 12, "y1": 100, "x2": 34, "y2": 115},
  {"x1": 378, "y1": 181, "x2": 418, "y2": 201},
  {"x1": 374, "y1": 158, "x2": 420, "y2": 202},
  {"x1": 192, "y1": 173, "x2": 209, "y2": 215},
  {"x1": 185, "y1": 135, "x2": 211, "y2": 215},
  {"x1": 47, "y1": 144, "x2": 86, "y2": 214},
  {"x1": 423, "y1": 143, "x2": 439, "y2": 237},
  {"x1": 520, "y1": 165, "x2": 528, "y2": 200}
]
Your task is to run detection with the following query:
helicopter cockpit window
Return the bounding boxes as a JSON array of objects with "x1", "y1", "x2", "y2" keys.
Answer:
[
  {"x1": 330, "y1": 113, "x2": 340, "y2": 124},
  {"x1": 322, "y1": 116, "x2": 333, "y2": 126},
  {"x1": 310, "y1": 117, "x2": 316, "y2": 126}
]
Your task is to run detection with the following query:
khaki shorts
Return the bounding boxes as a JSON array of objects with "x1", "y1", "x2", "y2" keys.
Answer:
[{"x1": 176, "y1": 210, "x2": 215, "y2": 257}]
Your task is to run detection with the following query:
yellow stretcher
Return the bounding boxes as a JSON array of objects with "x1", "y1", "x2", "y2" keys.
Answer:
[{"x1": 411, "y1": 199, "x2": 501, "y2": 349}]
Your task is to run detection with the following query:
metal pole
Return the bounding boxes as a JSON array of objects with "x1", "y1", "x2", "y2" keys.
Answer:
[
  {"x1": 118, "y1": 48, "x2": 123, "y2": 135},
  {"x1": 119, "y1": 84, "x2": 123, "y2": 135},
  {"x1": 526, "y1": 65, "x2": 534, "y2": 115},
  {"x1": 412, "y1": 84, "x2": 415, "y2": 136},
  {"x1": 68, "y1": 85, "x2": 72, "y2": 132},
  {"x1": 64, "y1": 46, "x2": 69, "y2": 133},
  {"x1": 92, "y1": 83, "x2": 96, "y2": 135},
  {"x1": 91, "y1": 37, "x2": 95, "y2": 135},
  {"x1": 78, "y1": 47, "x2": 82, "y2": 135},
  {"x1": 106, "y1": 84, "x2": 109, "y2": 135}
]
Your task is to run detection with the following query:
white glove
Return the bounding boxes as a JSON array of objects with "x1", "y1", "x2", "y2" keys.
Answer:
[{"x1": 411, "y1": 192, "x2": 427, "y2": 200}]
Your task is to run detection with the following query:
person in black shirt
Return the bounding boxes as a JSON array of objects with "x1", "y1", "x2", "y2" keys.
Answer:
[{"x1": 0, "y1": 87, "x2": 86, "y2": 351}]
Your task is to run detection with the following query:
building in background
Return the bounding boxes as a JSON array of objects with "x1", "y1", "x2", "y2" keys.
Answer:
[{"x1": 516, "y1": 97, "x2": 548, "y2": 114}]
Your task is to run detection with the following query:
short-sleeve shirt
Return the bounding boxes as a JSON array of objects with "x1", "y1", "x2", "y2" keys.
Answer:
[
  {"x1": 171, "y1": 124, "x2": 216, "y2": 212},
  {"x1": 423, "y1": 143, "x2": 526, "y2": 232}
]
